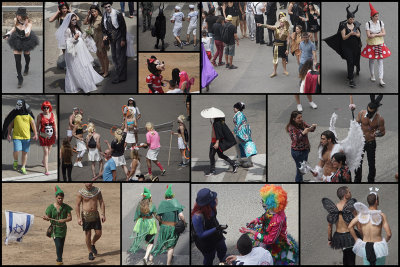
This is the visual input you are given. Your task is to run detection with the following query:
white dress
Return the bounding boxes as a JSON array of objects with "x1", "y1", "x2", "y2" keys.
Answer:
[
  {"x1": 129, "y1": 160, "x2": 141, "y2": 181},
  {"x1": 64, "y1": 28, "x2": 103, "y2": 93}
]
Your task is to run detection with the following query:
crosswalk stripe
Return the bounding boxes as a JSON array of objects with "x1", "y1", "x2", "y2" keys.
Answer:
[
  {"x1": 2, "y1": 170, "x2": 58, "y2": 181},
  {"x1": 245, "y1": 154, "x2": 266, "y2": 182}
]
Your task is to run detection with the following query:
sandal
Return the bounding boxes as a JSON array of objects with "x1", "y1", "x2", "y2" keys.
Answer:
[{"x1": 102, "y1": 73, "x2": 110, "y2": 78}]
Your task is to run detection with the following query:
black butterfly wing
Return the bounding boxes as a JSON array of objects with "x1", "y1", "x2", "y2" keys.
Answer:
[
  {"x1": 322, "y1": 198, "x2": 339, "y2": 224},
  {"x1": 342, "y1": 198, "x2": 357, "y2": 224}
]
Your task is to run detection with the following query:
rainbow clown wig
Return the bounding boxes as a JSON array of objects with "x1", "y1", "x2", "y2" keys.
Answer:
[{"x1": 259, "y1": 185, "x2": 288, "y2": 213}]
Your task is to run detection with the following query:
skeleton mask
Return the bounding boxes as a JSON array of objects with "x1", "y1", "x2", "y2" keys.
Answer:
[{"x1": 16, "y1": 100, "x2": 23, "y2": 110}]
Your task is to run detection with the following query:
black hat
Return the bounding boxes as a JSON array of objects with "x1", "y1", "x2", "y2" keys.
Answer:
[
  {"x1": 196, "y1": 188, "x2": 217, "y2": 207},
  {"x1": 237, "y1": 234, "x2": 253, "y2": 255},
  {"x1": 101, "y1": 2, "x2": 113, "y2": 7},
  {"x1": 346, "y1": 4, "x2": 359, "y2": 19},
  {"x1": 16, "y1": 7, "x2": 27, "y2": 17},
  {"x1": 137, "y1": 174, "x2": 145, "y2": 180}
]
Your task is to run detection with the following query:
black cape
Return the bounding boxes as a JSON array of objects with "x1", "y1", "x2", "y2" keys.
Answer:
[
  {"x1": 153, "y1": 10, "x2": 166, "y2": 39},
  {"x1": 213, "y1": 120, "x2": 236, "y2": 151},
  {"x1": 323, "y1": 20, "x2": 361, "y2": 60},
  {"x1": 2, "y1": 100, "x2": 35, "y2": 139}
]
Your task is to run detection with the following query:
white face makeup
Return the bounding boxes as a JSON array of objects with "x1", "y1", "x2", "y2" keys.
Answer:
[
  {"x1": 71, "y1": 17, "x2": 77, "y2": 25},
  {"x1": 105, "y1": 5, "x2": 112, "y2": 13},
  {"x1": 16, "y1": 100, "x2": 23, "y2": 110}
]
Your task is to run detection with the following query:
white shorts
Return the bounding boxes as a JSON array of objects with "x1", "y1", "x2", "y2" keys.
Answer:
[
  {"x1": 178, "y1": 137, "x2": 186, "y2": 150},
  {"x1": 187, "y1": 24, "x2": 197, "y2": 35},
  {"x1": 146, "y1": 148, "x2": 160, "y2": 161},
  {"x1": 173, "y1": 26, "x2": 182, "y2": 37},
  {"x1": 112, "y1": 155, "x2": 126, "y2": 166},
  {"x1": 125, "y1": 131, "x2": 136, "y2": 144},
  {"x1": 88, "y1": 148, "x2": 102, "y2": 162},
  {"x1": 67, "y1": 130, "x2": 72, "y2": 137}
]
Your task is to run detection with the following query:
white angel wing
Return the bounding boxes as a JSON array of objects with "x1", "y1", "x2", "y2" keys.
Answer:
[
  {"x1": 329, "y1": 112, "x2": 338, "y2": 138},
  {"x1": 354, "y1": 202, "x2": 370, "y2": 224},
  {"x1": 370, "y1": 210, "x2": 382, "y2": 225},
  {"x1": 339, "y1": 120, "x2": 365, "y2": 172}
]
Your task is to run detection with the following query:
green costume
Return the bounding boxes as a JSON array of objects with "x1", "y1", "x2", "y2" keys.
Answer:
[
  {"x1": 129, "y1": 187, "x2": 158, "y2": 253},
  {"x1": 45, "y1": 203, "x2": 73, "y2": 238},
  {"x1": 151, "y1": 185, "x2": 185, "y2": 256}
]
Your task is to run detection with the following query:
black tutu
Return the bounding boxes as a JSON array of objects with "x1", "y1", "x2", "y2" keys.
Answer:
[
  {"x1": 331, "y1": 230, "x2": 361, "y2": 249},
  {"x1": 8, "y1": 30, "x2": 39, "y2": 51}
]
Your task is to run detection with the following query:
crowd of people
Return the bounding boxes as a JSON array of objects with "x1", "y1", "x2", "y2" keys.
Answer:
[
  {"x1": 60, "y1": 97, "x2": 189, "y2": 181},
  {"x1": 202, "y1": 2, "x2": 321, "y2": 93},
  {"x1": 50, "y1": 2, "x2": 135, "y2": 93}
]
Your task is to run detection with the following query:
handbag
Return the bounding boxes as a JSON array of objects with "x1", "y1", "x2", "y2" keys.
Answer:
[
  {"x1": 174, "y1": 220, "x2": 186, "y2": 235},
  {"x1": 46, "y1": 224, "x2": 53, "y2": 238}
]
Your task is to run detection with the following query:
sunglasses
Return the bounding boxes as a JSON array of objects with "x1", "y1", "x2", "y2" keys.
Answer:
[
  {"x1": 43, "y1": 106, "x2": 50, "y2": 109},
  {"x1": 105, "y1": 5, "x2": 111, "y2": 8}
]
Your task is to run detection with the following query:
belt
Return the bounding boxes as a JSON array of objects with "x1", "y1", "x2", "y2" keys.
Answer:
[
  {"x1": 140, "y1": 216, "x2": 153, "y2": 219},
  {"x1": 274, "y1": 40, "x2": 286, "y2": 46},
  {"x1": 161, "y1": 221, "x2": 177, "y2": 226}
]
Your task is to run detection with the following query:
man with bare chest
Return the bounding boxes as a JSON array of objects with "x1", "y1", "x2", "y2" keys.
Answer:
[
  {"x1": 354, "y1": 97, "x2": 385, "y2": 182},
  {"x1": 313, "y1": 130, "x2": 343, "y2": 182},
  {"x1": 348, "y1": 189, "x2": 391, "y2": 265},
  {"x1": 322, "y1": 186, "x2": 361, "y2": 265},
  {"x1": 76, "y1": 183, "x2": 106, "y2": 261}
]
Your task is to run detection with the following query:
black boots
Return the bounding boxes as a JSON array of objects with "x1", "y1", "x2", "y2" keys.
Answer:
[
  {"x1": 23, "y1": 54, "x2": 30, "y2": 75},
  {"x1": 14, "y1": 54, "x2": 23, "y2": 88}
]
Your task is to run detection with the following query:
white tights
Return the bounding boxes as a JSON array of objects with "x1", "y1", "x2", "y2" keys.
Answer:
[{"x1": 369, "y1": 59, "x2": 384, "y2": 79}]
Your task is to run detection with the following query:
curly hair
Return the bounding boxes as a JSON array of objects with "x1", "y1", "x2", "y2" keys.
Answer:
[{"x1": 259, "y1": 184, "x2": 288, "y2": 213}]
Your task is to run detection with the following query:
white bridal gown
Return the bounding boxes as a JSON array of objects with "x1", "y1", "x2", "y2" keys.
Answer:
[{"x1": 64, "y1": 28, "x2": 103, "y2": 93}]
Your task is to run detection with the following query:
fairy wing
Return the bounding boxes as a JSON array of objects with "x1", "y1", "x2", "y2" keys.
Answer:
[
  {"x1": 370, "y1": 210, "x2": 382, "y2": 225},
  {"x1": 322, "y1": 198, "x2": 339, "y2": 224},
  {"x1": 354, "y1": 202, "x2": 370, "y2": 224},
  {"x1": 342, "y1": 198, "x2": 357, "y2": 224},
  {"x1": 329, "y1": 112, "x2": 338, "y2": 138},
  {"x1": 339, "y1": 120, "x2": 365, "y2": 172}
]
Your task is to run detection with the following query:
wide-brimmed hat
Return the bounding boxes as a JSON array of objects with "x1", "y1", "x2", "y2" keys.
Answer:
[
  {"x1": 201, "y1": 107, "x2": 225, "y2": 119},
  {"x1": 196, "y1": 188, "x2": 217, "y2": 207},
  {"x1": 226, "y1": 15, "x2": 233, "y2": 21},
  {"x1": 16, "y1": 7, "x2": 27, "y2": 17}
]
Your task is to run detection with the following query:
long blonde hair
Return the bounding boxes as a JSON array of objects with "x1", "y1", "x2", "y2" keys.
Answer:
[
  {"x1": 74, "y1": 114, "x2": 82, "y2": 125},
  {"x1": 177, "y1": 115, "x2": 185, "y2": 123},
  {"x1": 114, "y1": 128, "x2": 123, "y2": 144},
  {"x1": 130, "y1": 149, "x2": 140, "y2": 161},
  {"x1": 87, "y1": 122, "x2": 95, "y2": 134},
  {"x1": 140, "y1": 198, "x2": 152, "y2": 215}
]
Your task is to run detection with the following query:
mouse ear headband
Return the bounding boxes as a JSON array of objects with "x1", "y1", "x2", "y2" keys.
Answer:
[{"x1": 368, "y1": 187, "x2": 379, "y2": 196}]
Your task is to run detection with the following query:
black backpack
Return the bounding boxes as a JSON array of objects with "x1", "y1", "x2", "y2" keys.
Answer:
[
  {"x1": 221, "y1": 24, "x2": 231, "y2": 44},
  {"x1": 88, "y1": 135, "x2": 97, "y2": 148},
  {"x1": 184, "y1": 128, "x2": 189, "y2": 143}
]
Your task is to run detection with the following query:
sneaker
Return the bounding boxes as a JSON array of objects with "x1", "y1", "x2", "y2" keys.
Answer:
[
  {"x1": 205, "y1": 171, "x2": 216, "y2": 176},
  {"x1": 211, "y1": 61, "x2": 217, "y2": 67},
  {"x1": 229, "y1": 65, "x2": 238, "y2": 69},
  {"x1": 370, "y1": 75, "x2": 376, "y2": 82},
  {"x1": 232, "y1": 164, "x2": 239, "y2": 173},
  {"x1": 20, "y1": 167, "x2": 27, "y2": 175},
  {"x1": 226, "y1": 64, "x2": 230, "y2": 68},
  {"x1": 143, "y1": 258, "x2": 148, "y2": 265},
  {"x1": 218, "y1": 62, "x2": 225, "y2": 66},
  {"x1": 91, "y1": 245, "x2": 98, "y2": 255},
  {"x1": 349, "y1": 80, "x2": 356, "y2": 87},
  {"x1": 379, "y1": 79, "x2": 385, "y2": 86},
  {"x1": 297, "y1": 104, "x2": 303, "y2": 112},
  {"x1": 73, "y1": 162, "x2": 78, "y2": 167},
  {"x1": 78, "y1": 162, "x2": 83, "y2": 168},
  {"x1": 181, "y1": 163, "x2": 188, "y2": 167},
  {"x1": 161, "y1": 169, "x2": 166, "y2": 176},
  {"x1": 180, "y1": 42, "x2": 184, "y2": 49},
  {"x1": 178, "y1": 162, "x2": 184, "y2": 167},
  {"x1": 13, "y1": 161, "x2": 18, "y2": 170},
  {"x1": 88, "y1": 252, "x2": 95, "y2": 261},
  {"x1": 309, "y1": 101, "x2": 318, "y2": 109}
]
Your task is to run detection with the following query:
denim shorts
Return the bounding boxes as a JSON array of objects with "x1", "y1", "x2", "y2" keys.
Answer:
[
  {"x1": 224, "y1": 44, "x2": 235, "y2": 56},
  {"x1": 13, "y1": 139, "x2": 31, "y2": 152}
]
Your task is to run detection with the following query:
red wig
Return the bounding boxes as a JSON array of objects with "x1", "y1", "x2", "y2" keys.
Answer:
[
  {"x1": 191, "y1": 203, "x2": 216, "y2": 220},
  {"x1": 41, "y1": 101, "x2": 53, "y2": 112}
]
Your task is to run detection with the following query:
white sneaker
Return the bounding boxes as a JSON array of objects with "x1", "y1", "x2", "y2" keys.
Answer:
[
  {"x1": 379, "y1": 79, "x2": 385, "y2": 86},
  {"x1": 309, "y1": 101, "x2": 318, "y2": 109},
  {"x1": 73, "y1": 162, "x2": 78, "y2": 167},
  {"x1": 78, "y1": 162, "x2": 83, "y2": 168},
  {"x1": 297, "y1": 104, "x2": 303, "y2": 112},
  {"x1": 370, "y1": 75, "x2": 376, "y2": 82}
]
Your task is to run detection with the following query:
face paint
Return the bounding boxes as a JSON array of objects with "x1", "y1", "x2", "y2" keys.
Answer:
[{"x1": 16, "y1": 100, "x2": 23, "y2": 110}]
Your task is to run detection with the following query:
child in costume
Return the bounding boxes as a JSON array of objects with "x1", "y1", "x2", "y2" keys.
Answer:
[
  {"x1": 145, "y1": 122, "x2": 166, "y2": 180},
  {"x1": 240, "y1": 184, "x2": 299, "y2": 265},
  {"x1": 146, "y1": 56, "x2": 166, "y2": 94},
  {"x1": 129, "y1": 187, "x2": 158, "y2": 265},
  {"x1": 151, "y1": 185, "x2": 186, "y2": 265},
  {"x1": 361, "y1": 3, "x2": 391, "y2": 86}
]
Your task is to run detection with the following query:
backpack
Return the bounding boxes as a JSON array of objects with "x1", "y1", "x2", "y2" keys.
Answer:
[
  {"x1": 88, "y1": 135, "x2": 97, "y2": 148},
  {"x1": 221, "y1": 24, "x2": 231, "y2": 44}
]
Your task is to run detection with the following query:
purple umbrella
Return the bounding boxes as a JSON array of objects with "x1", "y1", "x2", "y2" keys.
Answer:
[{"x1": 201, "y1": 43, "x2": 218, "y2": 88}]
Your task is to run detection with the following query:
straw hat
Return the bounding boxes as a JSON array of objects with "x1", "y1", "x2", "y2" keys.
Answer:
[{"x1": 200, "y1": 107, "x2": 225, "y2": 118}]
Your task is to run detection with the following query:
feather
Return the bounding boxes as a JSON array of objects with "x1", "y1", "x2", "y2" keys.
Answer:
[{"x1": 329, "y1": 113, "x2": 338, "y2": 137}]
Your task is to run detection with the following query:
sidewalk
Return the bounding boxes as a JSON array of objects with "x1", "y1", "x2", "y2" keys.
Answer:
[{"x1": 2, "y1": 162, "x2": 57, "y2": 181}]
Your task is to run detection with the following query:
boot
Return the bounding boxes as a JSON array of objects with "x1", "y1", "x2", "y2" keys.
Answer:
[
  {"x1": 23, "y1": 54, "x2": 30, "y2": 76},
  {"x1": 15, "y1": 54, "x2": 23, "y2": 87},
  {"x1": 17, "y1": 75, "x2": 23, "y2": 88}
]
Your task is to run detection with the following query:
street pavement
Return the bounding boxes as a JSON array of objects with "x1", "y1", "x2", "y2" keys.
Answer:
[
  {"x1": 122, "y1": 183, "x2": 190, "y2": 265},
  {"x1": 202, "y1": 4, "x2": 320, "y2": 93},
  {"x1": 268, "y1": 95, "x2": 398, "y2": 182},
  {"x1": 59, "y1": 95, "x2": 189, "y2": 181},
  {"x1": 44, "y1": 2, "x2": 137, "y2": 93},
  {"x1": 2, "y1": 35, "x2": 43, "y2": 93},
  {"x1": 191, "y1": 95, "x2": 266, "y2": 182},
  {"x1": 2, "y1": 95, "x2": 58, "y2": 180},
  {"x1": 191, "y1": 184, "x2": 299, "y2": 265},
  {"x1": 321, "y1": 2, "x2": 398, "y2": 93},
  {"x1": 138, "y1": 2, "x2": 200, "y2": 52},
  {"x1": 301, "y1": 184, "x2": 398, "y2": 265}
]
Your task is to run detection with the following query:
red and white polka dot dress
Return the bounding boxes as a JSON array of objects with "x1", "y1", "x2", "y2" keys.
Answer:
[
  {"x1": 361, "y1": 43, "x2": 391, "y2": 60},
  {"x1": 146, "y1": 74, "x2": 165, "y2": 94}
]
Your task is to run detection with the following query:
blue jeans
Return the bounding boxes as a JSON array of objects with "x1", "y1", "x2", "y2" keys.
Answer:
[
  {"x1": 207, "y1": 32, "x2": 215, "y2": 55},
  {"x1": 120, "y1": 2, "x2": 134, "y2": 15},
  {"x1": 291, "y1": 149, "x2": 309, "y2": 182}
]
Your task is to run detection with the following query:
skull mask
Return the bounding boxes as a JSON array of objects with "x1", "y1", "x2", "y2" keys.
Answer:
[
  {"x1": 16, "y1": 100, "x2": 23, "y2": 110},
  {"x1": 45, "y1": 124, "x2": 54, "y2": 138}
]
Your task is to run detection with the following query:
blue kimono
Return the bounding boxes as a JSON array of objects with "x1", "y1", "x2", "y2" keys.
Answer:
[{"x1": 233, "y1": 111, "x2": 257, "y2": 158}]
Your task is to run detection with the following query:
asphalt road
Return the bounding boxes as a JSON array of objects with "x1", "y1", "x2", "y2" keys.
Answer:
[
  {"x1": 122, "y1": 183, "x2": 190, "y2": 265},
  {"x1": 191, "y1": 184, "x2": 299, "y2": 265},
  {"x1": 138, "y1": 2, "x2": 200, "y2": 52},
  {"x1": 58, "y1": 95, "x2": 189, "y2": 181},
  {"x1": 2, "y1": 35, "x2": 43, "y2": 93},
  {"x1": 321, "y1": 2, "x2": 398, "y2": 93},
  {"x1": 268, "y1": 95, "x2": 398, "y2": 182},
  {"x1": 301, "y1": 184, "x2": 398, "y2": 265},
  {"x1": 2, "y1": 95, "x2": 58, "y2": 179},
  {"x1": 44, "y1": 2, "x2": 137, "y2": 93},
  {"x1": 191, "y1": 95, "x2": 266, "y2": 182},
  {"x1": 201, "y1": 4, "x2": 320, "y2": 93}
]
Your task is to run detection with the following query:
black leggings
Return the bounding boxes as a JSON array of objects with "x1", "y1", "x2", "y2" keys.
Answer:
[
  {"x1": 62, "y1": 163, "x2": 72, "y2": 182},
  {"x1": 354, "y1": 140, "x2": 376, "y2": 183},
  {"x1": 54, "y1": 237, "x2": 66, "y2": 263},
  {"x1": 209, "y1": 144, "x2": 235, "y2": 172},
  {"x1": 343, "y1": 247, "x2": 356, "y2": 265}
]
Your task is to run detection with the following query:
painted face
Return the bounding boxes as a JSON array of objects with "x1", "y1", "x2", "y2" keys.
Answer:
[
  {"x1": 104, "y1": 4, "x2": 112, "y2": 13},
  {"x1": 261, "y1": 199, "x2": 268, "y2": 210},
  {"x1": 16, "y1": 100, "x2": 23, "y2": 110},
  {"x1": 71, "y1": 16, "x2": 77, "y2": 25}
]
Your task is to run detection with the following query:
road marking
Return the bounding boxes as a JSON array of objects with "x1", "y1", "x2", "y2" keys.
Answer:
[
  {"x1": 245, "y1": 154, "x2": 266, "y2": 182},
  {"x1": 2, "y1": 170, "x2": 57, "y2": 181}
]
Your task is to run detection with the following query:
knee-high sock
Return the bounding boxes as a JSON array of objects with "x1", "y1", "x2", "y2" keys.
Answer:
[
  {"x1": 156, "y1": 162, "x2": 163, "y2": 170},
  {"x1": 369, "y1": 59, "x2": 375, "y2": 76},
  {"x1": 14, "y1": 54, "x2": 22, "y2": 76},
  {"x1": 378, "y1": 59, "x2": 383, "y2": 79},
  {"x1": 24, "y1": 54, "x2": 30, "y2": 68}
]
